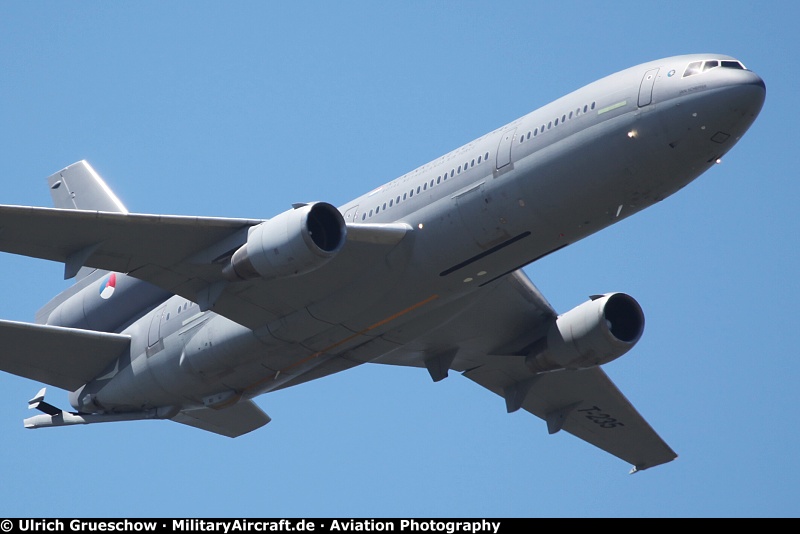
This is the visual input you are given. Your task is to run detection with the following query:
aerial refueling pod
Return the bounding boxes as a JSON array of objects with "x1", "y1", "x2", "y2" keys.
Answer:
[
  {"x1": 526, "y1": 293, "x2": 644, "y2": 373},
  {"x1": 222, "y1": 202, "x2": 346, "y2": 282}
]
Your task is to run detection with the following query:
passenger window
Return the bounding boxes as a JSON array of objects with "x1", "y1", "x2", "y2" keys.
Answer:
[
  {"x1": 478, "y1": 155, "x2": 482, "y2": 163},
  {"x1": 471, "y1": 159, "x2": 475, "y2": 166},
  {"x1": 423, "y1": 183, "x2": 427, "y2": 191}
]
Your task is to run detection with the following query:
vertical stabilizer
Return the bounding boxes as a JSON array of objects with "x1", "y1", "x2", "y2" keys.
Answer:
[
  {"x1": 47, "y1": 160, "x2": 128, "y2": 213},
  {"x1": 44, "y1": 161, "x2": 127, "y2": 282}
]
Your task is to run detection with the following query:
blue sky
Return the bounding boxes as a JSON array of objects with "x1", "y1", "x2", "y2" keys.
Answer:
[{"x1": 0, "y1": 1, "x2": 797, "y2": 518}]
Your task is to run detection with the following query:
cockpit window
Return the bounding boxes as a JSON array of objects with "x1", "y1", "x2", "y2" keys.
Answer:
[
  {"x1": 721, "y1": 60, "x2": 745, "y2": 70},
  {"x1": 683, "y1": 58, "x2": 746, "y2": 77},
  {"x1": 683, "y1": 61, "x2": 703, "y2": 77}
]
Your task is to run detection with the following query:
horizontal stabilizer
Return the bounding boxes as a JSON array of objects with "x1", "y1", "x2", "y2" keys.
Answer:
[
  {"x1": 0, "y1": 319, "x2": 130, "y2": 391},
  {"x1": 171, "y1": 400, "x2": 271, "y2": 438}
]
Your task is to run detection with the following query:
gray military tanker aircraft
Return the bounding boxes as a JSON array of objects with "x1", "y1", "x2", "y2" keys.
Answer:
[{"x1": 0, "y1": 54, "x2": 765, "y2": 472}]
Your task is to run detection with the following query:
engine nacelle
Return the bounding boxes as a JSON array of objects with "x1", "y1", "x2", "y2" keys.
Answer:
[
  {"x1": 526, "y1": 293, "x2": 644, "y2": 373},
  {"x1": 222, "y1": 202, "x2": 346, "y2": 281}
]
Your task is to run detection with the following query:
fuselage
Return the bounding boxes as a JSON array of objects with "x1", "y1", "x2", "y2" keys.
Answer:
[{"x1": 54, "y1": 54, "x2": 764, "y2": 415}]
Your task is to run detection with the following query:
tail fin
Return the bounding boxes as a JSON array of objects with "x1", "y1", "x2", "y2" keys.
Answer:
[
  {"x1": 44, "y1": 161, "x2": 126, "y2": 283},
  {"x1": 47, "y1": 160, "x2": 128, "y2": 213}
]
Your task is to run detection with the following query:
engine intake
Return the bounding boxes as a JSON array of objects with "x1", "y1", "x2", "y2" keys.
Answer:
[
  {"x1": 526, "y1": 293, "x2": 644, "y2": 373},
  {"x1": 222, "y1": 202, "x2": 346, "y2": 281}
]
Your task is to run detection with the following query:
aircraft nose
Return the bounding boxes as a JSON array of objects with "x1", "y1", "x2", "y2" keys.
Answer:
[
  {"x1": 727, "y1": 69, "x2": 766, "y2": 113},
  {"x1": 742, "y1": 69, "x2": 766, "y2": 92}
]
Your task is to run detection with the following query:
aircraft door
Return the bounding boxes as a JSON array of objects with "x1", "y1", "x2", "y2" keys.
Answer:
[
  {"x1": 344, "y1": 206, "x2": 359, "y2": 223},
  {"x1": 148, "y1": 305, "x2": 166, "y2": 347},
  {"x1": 638, "y1": 68, "x2": 659, "y2": 107},
  {"x1": 495, "y1": 128, "x2": 517, "y2": 170}
]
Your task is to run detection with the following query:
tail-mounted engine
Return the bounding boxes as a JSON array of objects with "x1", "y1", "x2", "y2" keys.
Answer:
[
  {"x1": 526, "y1": 293, "x2": 644, "y2": 373},
  {"x1": 222, "y1": 202, "x2": 346, "y2": 281}
]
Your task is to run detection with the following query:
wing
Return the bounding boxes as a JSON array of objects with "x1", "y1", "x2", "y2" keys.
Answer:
[
  {"x1": 0, "y1": 204, "x2": 408, "y2": 330},
  {"x1": 370, "y1": 270, "x2": 677, "y2": 472},
  {"x1": 0, "y1": 319, "x2": 131, "y2": 391}
]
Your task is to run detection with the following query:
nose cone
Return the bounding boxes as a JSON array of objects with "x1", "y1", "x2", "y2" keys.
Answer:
[
  {"x1": 713, "y1": 67, "x2": 766, "y2": 124},
  {"x1": 750, "y1": 74, "x2": 766, "y2": 91}
]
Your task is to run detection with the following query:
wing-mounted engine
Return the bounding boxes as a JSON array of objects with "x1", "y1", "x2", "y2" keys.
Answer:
[
  {"x1": 222, "y1": 202, "x2": 346, "y2": 281},
  {"x1": 526, "y1": 293, "x2": 644, "y2": 373}
]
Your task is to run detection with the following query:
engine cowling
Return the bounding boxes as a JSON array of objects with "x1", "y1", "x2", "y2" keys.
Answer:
[
  {"x1": 525, "y1": 293, "x2": 644, "y2": 373},
  {"x1": 222, "y1": 202, "x2": 346, "y2": 281}
]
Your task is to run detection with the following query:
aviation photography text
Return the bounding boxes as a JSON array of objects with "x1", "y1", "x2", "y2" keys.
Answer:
[{"x1": 6, "y1": 519, "x2": 505, "y2": 534}]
